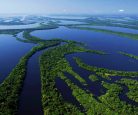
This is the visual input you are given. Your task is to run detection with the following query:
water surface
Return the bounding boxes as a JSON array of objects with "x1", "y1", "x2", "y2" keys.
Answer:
[
  {"x1": 77, "y1": 25, "x2": 138, "y2": 34},
  {"x1": 0, "y1": 23, "x2": 40, "y2": 30},
  {"x1": 19, "y1": 49, "x2": 44, "y2": 115},
  {"x1": 31, "y1": 26, "x2": 138, "y2": 55},
  {"x1": 0, "y1": 34, "x2": 34, "y2": 83},
  {"x1": 66, "y1": 52, "x2": 138, "y2": 71},
  {"x1": 31, "y1": 26, "x2": 138, "y2": 71}
]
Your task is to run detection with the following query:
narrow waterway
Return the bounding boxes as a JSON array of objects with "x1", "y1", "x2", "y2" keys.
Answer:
[
  {"x1": 18, "y1": 49, "x2": 45, "y2": 115},
  {"x1": 66, "y1": 54, "x2": 106, "y2": 97},
  {"x1": 65, "y1": 54, "x2": 138, "y2": 107},
  {"x1": 18, "y1": 43, "x2": 63, "y2": 115},
  {"x1": 55, "y1": 77, "x2": 86, "y2": 112}
]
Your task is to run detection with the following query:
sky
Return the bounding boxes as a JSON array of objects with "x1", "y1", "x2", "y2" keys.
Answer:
[{"x1": 0, "y1": 0, "x2": 138, "y2": 15}]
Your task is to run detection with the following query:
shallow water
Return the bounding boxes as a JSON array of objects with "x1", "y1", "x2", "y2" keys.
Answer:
[{"x1": 16, "y1": 31, "x2": 25, "y2": 40}]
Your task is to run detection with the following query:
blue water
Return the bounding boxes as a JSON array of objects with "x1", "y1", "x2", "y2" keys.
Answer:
[
  {"x1": 16, "y1": 31, "x2": 25, "y2": 40},
  {"x1": 1, "y1": 25, "x2": 138, "y2": 111},
  {"x1": 31, "y1": 26, "x2": 138, "y2": 71},
  {"x1": 77, "y1": 25, "x2": 138, "y2": 34},
  {"x1": 19, "y1": 49, "x2": 44, "y2": 115},
  {"x1": 0, "y1": 34, "x2": 34, "y2": 83},
  {"x1": 55, "y1": 77, "x2": 85, "y2": 111},
  {"x1": 66, "y1": 52, "x2": 138, "y2": 71},
  {"x1": 18, "y1": 43, "x2": 65, "y2": 115},
  {"x1": 66, "y1": 54, "x2": 138, "y2": 106},
  {"x1": 31, "y1": 26, "x2": 138, "y2": 54}
]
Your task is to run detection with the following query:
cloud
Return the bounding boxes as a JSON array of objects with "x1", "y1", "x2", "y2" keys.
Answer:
[{"x1": 119, "y1": 9, "x2": 124, "y2": 12}]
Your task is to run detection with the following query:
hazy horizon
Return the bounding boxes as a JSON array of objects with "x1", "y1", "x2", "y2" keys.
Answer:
[{"x1": 0, "y1": 0, "x2": 138, "y2": 15}]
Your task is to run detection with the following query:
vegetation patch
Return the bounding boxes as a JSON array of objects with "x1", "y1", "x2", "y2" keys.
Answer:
[
  {"x1": 117, "y1": 79, "x2": 138, "y2": 103},
  {"x1": 39, "y1": 41, "x2": 106, "y2": 114},
  {"x1": 119, "y1": 51, "x2": 138, "y2": 60},
  {"x1": 74, "y1": 57, "x2": 138, "y2": 79},
  {"x1": 89, "y1": 74, "x2": 99, "y2": 82},
  {"x1": 67, "y1": 57, "x2": 138, "y2": 114},
  {"x1": 68, "y1": 26, "x2": 138, "y2": 40},
  {"x1": 59, "y1": 72, "x2": 138, "y2": 115}
]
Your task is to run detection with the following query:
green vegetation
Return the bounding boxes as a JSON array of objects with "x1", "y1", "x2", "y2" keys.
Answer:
[
  {"x1": 62, "y1": 57, "x2": 138, "y2": 114},
  {"x1": 15, "y1": 30, "x2": 65, "y2": 44},
  {"x1": 40, "y1": 43, "x2": 86, "y2": 114},
  {"x1": 59, "y1": 73, "x2": 113, "y2": 115},
  {"x1": 22, "y1": 30, "x2": 48, "y2": 43},
  {"x1": 0, "y1": 22, "x2": 58, "y2": 37},
  {"x1": 74, "y1": 57, "x2": 138, "y2": 79},
  {"x1": 0, "y1": 27, "x2": 107, "y2": 114},
  {"x1": 40, "y1": 45, "x2": 114, "y2": 114},
  {"x1": 0, "y1": 39, "x2": 61, "y2": 115},
  {"x1": 39, "y1": 41, "x2": 107, "y2": 114},
  {"x1": 58, "y1": 73, "x2": 138, "y2": 115},
  {"x1": 39, "y1": 40, "x2": 138, "y2": 114},
  {"x1": 82, "y1": 17, "x2": 138, "y2": 30},
  {"x1": 99, "y1": 81, "x2": 138, "y2": 115},
  {"x1": 88, "y1": 74, "x2": 99, "y2": 82},
  {"x1": 117, "y1": 79, "x2": 138, "y2": 103},
  {"x1": 119, "y1": 51, "x2": 138, "y2": 60},
  {"x1": 1, "y1": 21, "x2": 138, "y2": 115},
  {"x1": 86, "y1": 49, "x2": 107, "y2": 55}
]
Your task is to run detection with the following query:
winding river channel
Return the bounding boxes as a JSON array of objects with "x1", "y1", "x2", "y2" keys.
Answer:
[{"x1": 0, "y1": 24, "x2": 138, "y2": 114}]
